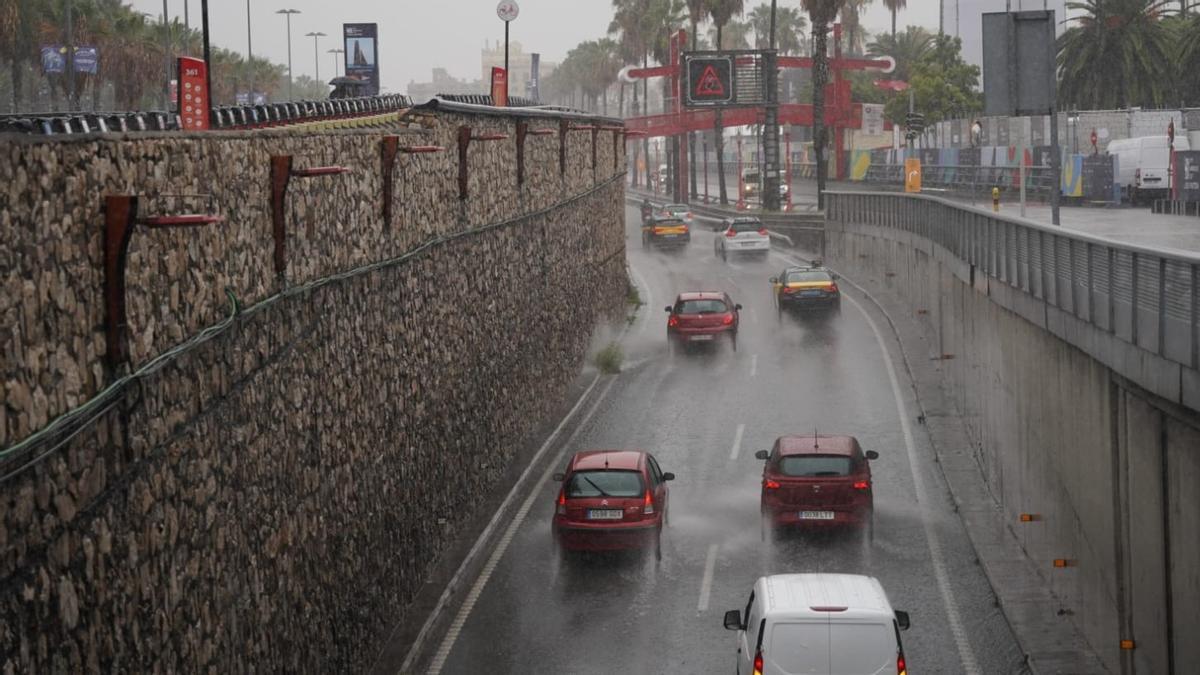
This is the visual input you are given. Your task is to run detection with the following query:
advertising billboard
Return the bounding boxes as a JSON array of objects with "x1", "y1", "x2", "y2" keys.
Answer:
[
  {"x1": 177, "y1": 57, "x2": 210, "y2": 131},
  {"x1": 343, "y1": 23, "x2": 380, "y2": 96}
]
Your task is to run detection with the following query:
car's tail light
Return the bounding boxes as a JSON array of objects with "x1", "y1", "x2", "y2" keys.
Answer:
[
  {"x1": 681, "y1": 225, "x2": 689, "y2": 234},
  {"x1": 897, "y1": 653, "x2": 907, "y2": 675},
  {"x1": 556, "y1": 488, "x2": 566, "y2": 515},
  {"x1": 722, "y1": 313, "x2": 734, "y2": 325},
  {"x1": 686, "y1": 212, "x2": 693, "y2": 219},
  {"x1": 758, "y1": 227, "x2": 768, "y2": 236},
  {"x1": 726, "y1": 229, "x2": 737, "y2": 238},
  {"x1": 668, "y1": 315, "x2": 678, "y2": 328},
  {"x1": 853, "y1": 480, "x2": 870, "y2": 491},
  {"x1": 642, "y1": 490, "x2": 654, "y2": 514},
  {"x1": 764, "y1": 479, "x2": 781, "y2": 490},
  {"x1": 753, "y1": 650, "x2": 764, "y2": 675},
  {"x1": 782, "y1": 287, "x2": 796, "y2": 294},
  {"x1": 829, "y1": 283, "x2": 839, "y2": 294}
]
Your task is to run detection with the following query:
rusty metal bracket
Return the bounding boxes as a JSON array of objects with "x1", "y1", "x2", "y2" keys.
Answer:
[
  {"x1": 457, "y1": 126, "x2": 509, "y2": 199},
  {"x1": 102, "y1": 194, "x2": 224, "y2": 371},
  {"x1": 516, "y1": 121, "x2": 528, "y2": 186},
  {"x1": 382, "y1": 136, "x2": 445, "y2": 227},
  {"x1": 559, "y1": 119, "x2": 569, "y2": 175},
  {"x1": 271, "y1": 154, "x2": 354, "y2": 276},
  {"x1": 591, "y1": 127, "x2": 598, "y2": 177},
  {"x1": 612, "y1": 129, "x2": 621, "y2": 171}
]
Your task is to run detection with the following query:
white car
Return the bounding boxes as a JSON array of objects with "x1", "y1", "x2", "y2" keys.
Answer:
[
  {"x1": 724, "y1": 574, "x2": 911, "y2": 675},
  {"x1": 715, "y1": 217, "x2": 771, "y2": 260}
]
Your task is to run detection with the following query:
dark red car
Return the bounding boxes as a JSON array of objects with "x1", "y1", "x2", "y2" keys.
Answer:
[
  {"x1": 755, "y1": 435, "x2": 879, "y2": 538},
  {"x1": 552, "y1": 450, "x2": 674, "y2": 557},
  {"x1": 665, "y1": 292, "x2": 742, "y2": 353}
]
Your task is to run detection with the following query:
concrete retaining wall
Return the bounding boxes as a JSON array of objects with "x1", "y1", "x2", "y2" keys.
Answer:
[
  {"x1": 827, "y1": 221, "x2": 1200, "y2": 674},
  {"x1": 0, "y1": 107, "x2": 627, "y2": 672}
]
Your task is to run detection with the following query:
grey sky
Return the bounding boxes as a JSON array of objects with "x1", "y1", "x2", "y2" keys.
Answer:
[{"x1": 125, "y1": 0, "x2": 941, "y2": 93}]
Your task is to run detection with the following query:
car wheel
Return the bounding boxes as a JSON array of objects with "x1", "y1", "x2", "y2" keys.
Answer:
[
  {"x1": 730, "y1": 331, "x2": 738, "y2": 352},
  {"x1": 761, "y1": 513, "x2": 775, "y2": 544},
  {"x1": 655, "y1": 528, "x2": 663, "y2": 562},
  {"x1": 721, "y1": 247, "x2": 727, "y2": 262}
]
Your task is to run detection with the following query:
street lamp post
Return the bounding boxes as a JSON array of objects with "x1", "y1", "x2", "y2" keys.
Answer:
[
  {"x1": 328, "y1": 48, "x2": 344, "y2": 77},
  {"x1": 276, "y1": 8, "x2": 301, "y2": 100},
  {"x1": 246, "y1": 0, "x2": 253, "y2": 97},
  {"x1": 306, "y1": 31, "x2": 326, "y2": 83}
]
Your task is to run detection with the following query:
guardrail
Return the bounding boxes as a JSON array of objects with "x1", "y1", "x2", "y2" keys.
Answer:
[
  {"x1": 827, "y1": 191, "x2": 1199, "y2": 402},
  {"x1": 862, "y1": 163, "x2": 1057, "y2": 196},
  {"x1": 0, "y1": 94, "x2": 414, "y2": 135}
]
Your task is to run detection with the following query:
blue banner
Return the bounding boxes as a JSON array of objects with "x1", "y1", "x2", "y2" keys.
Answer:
[
  {"x1": 41, "y1": 46, "x2": 65, "y2": 74},
  {"x1": 73, "y1": 46, "x2": 98, "y2": 74}
]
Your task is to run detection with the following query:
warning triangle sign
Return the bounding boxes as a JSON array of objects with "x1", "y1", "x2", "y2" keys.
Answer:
[{"x1": 695, "y1": 65, "x2": 726, "y2": 97}]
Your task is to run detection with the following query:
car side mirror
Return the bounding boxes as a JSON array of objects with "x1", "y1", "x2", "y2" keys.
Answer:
[
  {"x1": 895, "y1": 610, "x2": 910, "y2": 631},
  {"x1": 664, "y1": 305, "x2": 673, "y2": 313},
  {"x1": 735, "y1": 303, "x2": 743, "y2": 311},
  {"x1": 552, "y1": 473, "x2": 565, "y2": 482},
  {"x1": 769, "y1": 277, "x2": 779, "y2": 284},
  {"x1": 662, "y1": 472, "x2": 675, "y2": 481},
  {"x1": 723, "y1": 609, "x2": 744, "y2": 631},
  {"x1": 831, "y1": 273, "x2": 839, "y2": 280},
  {"x1": 754, "y1": 450, "x2": 769, "y2": 460},
  {"x1": 865, "y1": 450, "x2": 879, "y2": 460}
]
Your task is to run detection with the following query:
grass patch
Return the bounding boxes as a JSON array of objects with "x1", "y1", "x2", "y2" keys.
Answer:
[
  {"x1": 594, "y1": 343, "x2": 624, "y2": 374},
  {"x1": 626, "y1": 277, "x2": 643, "y2": 307}
]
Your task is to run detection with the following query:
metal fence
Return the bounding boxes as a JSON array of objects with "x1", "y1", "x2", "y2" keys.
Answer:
[
  {"x1": 826, "y1": 191, "x2": 1200, "y2": 374},
  {"x1": 862, "y1": 163, "x2": 1057, "y2": 198}
]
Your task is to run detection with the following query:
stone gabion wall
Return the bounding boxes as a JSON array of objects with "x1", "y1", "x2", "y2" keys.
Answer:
[{"x1": 0, "y1": 107, "x2": 626, "y2": 672}]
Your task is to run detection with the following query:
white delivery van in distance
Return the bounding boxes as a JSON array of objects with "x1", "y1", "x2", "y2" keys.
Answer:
[
  {"x1": 1107, "y1": 135, "x2": 1191, "y2": 204},
  {"x1": 723, "y1": 574, "x2": 911, "y2": 675}
]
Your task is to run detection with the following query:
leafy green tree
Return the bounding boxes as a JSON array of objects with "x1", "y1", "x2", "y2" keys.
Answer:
[
  {"x1": 747, "y1": 5, "x2": 807, "y2": 53},
  {"x1": 867, "y1": 25, "x2": 932, "y2": 82},
  {"x1": 838, "y1": 0, "x2": 872, "y2": 55},
  {"x1": 882, "y1": 0, "x2": 906, "y2": 41},
  {"x1": 1057, "y1": 0, "x2": 1174, "y2": 109},
  {"x1": 882, "y1": 34, "x2": 980, "y2": 125},
  {"x1": 1177, "y1": 11, "x2": 1200, "y2": 104}
]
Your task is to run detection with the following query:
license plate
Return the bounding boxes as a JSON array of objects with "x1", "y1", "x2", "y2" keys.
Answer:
[
  {"x1": 689, "y1": 334, "x2": 714, "y2": 341},
  {"x1": 588, "y1": 509, "x2": 624, "y2": 520},
  {"x1": 660, "y1": 233, "x2": 678, "y2": 238},
  {"x1": 801, "y1": 290, "x2": 823, "y2": 297},
  {"x1": 799, "y1": 511, "x2": 835, "y2": 520}
]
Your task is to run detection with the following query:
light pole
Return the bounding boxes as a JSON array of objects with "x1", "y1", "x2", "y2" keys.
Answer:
[
  {"x1": 328, "y1": 48, "x2": 344, "y2": 77},
  {"x1": 305, "y1": 31, "x2": 326, "y2": 83},
  {"x1": 276, "y1": 8, "x2": 301, "y2": 100},
  {"x1": 246, "y1": 0, "x2": 253, "y2": 96}
]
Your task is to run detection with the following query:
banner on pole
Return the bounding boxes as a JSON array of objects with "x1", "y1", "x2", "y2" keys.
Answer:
[
  {"x1": 343, "y1": 23, "x2": 380, "y2": 96},
  {"x1": 177, "y1": 57, "x2": 210, "y2": 131},
  {"x1": 491, "y1": 67, "x2": 508, "y2": 107}
]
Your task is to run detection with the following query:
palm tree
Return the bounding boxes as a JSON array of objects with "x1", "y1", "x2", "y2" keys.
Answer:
[
  {"x1": 1058, "y1": 0, "x2": 1174, "y2": 109},
  {"x1": 839, "y1": 0, "x2": 871, "y2": 55},
  {"x1": 610, "y1": 0, "x2": 651, "y2": 184},
  {"x1": 708, "y1": 0, "x2": 745, "y2": 205},
  {"x1": 1179, "y1": 9, "x2": 1200, "y2": 103},
  {"x1": 647, "y1": 0, "x2": 686, "y2": 197},
  {"x1": 802, "y1": 0, "x2": 846, "y2": 210},
  {"x1": 708, "y1": 17, "x2": 752, "y2": 49},
  {"x1": 867, "y1": 25, "x2": 932, "y2": 82},
  {"x1": 748, "y1": 5, "x2": 807, "y2": 53},
  {"x1": 686, "y1": 0, "x2": 706, "y2": 199},
  {"x1": 882, "y1": 0, "x2": 906, "y2": 41}
]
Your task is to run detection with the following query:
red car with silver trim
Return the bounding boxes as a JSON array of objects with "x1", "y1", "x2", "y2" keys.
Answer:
[
  {"x1": 665, "y1": 291, "x2": 742, "y2": 353},
  {"x1": 552, "y1": 450, "x2": 674, "y2": 557},
  {"x1": 755, "y1": 434, "x2": 879, "y2": 537}
]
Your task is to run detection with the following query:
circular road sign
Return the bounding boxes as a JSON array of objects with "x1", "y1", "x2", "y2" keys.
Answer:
[{"x1": 496, "y1": 0, "x2": 519, "y2": 22}]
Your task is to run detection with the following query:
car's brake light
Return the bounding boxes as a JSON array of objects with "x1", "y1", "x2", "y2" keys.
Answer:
[
  {"x1": 764, "y1": 479, "x2": 780, "y2": 490},
  {"x1": 758, "y1": 227, "x2": 768, "y2": 236},
  {"x1": 782, "y1": 287, "x2": 796, "y2": 294},
  {"x1": 853, "y1": 480, "x2": 870, "y2": 490},
  {"x1": 829, "y1": 283, "x2": 839, "y2": 294},
  {"x1": 753, "y1": 650, "x2": 764, "y2": 675},
  {"x1": 897, "y1": 653, "x2": 907, "y2": 675},
  {"x1": 556, "y1": 488, "x2": 566, "y2": 515},
  {"x1": 722, "y1": 313, "x2": 734, "y2": 325},
  {"x1": 668, "y1": 315, "x2": 678, "y2": 328},
  {"x1": 686, "y1": 212, "x2": 693, "y2": 219},
  {"x1": 726, "y1": 229, "x2": 737, "y2": 238},
  {"x1": 681, "y1": 224, "x2": 689, "y2": 233},
  {"x1": 642, "y1": 490, "x2": 654, "y2": 514}
]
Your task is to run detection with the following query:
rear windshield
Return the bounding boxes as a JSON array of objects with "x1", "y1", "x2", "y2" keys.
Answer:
[
  {"x1": 666, "y1": 205, "x2": 688, "y2": 212},
  {"x1": 731, "y1": 220, "x2": 764, "y2": 233},
  {"x1": 785, "y1": 270, "x2": 833, "y2": 284},
  {"x1": 653, "y1": 218, "x2": 686, "y2": 226},
  {"x1": 566, "y1": 470, "x2": 644, "y2": 498},
  {"x1": 778, "y1": 455, "x2": 853, "y2": 477},
  {"x1": 675, "y1": 299, "x2": 728, "y2": 314}
]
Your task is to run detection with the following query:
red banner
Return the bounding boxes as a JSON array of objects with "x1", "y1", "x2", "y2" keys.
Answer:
[
  {"x1": 177, "y1": 56, "x2": 210, "y2": 131},
  {"x1": 490, "y1": 67, "x2": 507, "y2": 107}
]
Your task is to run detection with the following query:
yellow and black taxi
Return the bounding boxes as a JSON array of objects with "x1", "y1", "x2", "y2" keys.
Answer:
[
  {"x1": 770, "y1": 264, "x2": 841, "y2": 314},
  {"x1": 641, "y1": 215, "x2": 691, "y2": 249}
]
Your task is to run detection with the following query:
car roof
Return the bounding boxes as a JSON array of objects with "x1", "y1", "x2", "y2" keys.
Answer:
[
  {"x1": 676, "y1": 291, "x2": 727, "y2": 302},
  {"x1": 570, "y1": 450, "x2": 645, "y2": 472},
  {"x1": 727, "y1": 216, "x2": 762, "y2": 223},
  {"x1": 759, "y1": 574, "x2": 894, "y2": 619},
  {"x1": 776, "y1": 434, "x2": 858, "y2": 456},
  {"x1": 665, "y1": 203, "x2": 688, "y2": 210}
]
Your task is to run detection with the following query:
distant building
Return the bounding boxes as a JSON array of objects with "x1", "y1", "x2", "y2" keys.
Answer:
[
  {"x1": 479, "y1": 41, "x2": 557, "y2": 100},
  {"x1": 406, "y1": 68, "x2": 483, "y2": 103},
  {"x1": 940, "y1": 0, "x2": 1068, "y2": 70}
]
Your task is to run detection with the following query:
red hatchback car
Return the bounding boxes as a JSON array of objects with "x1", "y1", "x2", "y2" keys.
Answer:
[
  {"x1": 665, "y1": 292, "x2": 742, "y2": 352},
  {"x1": 552, "y1": 450, "x2": 674, "y2": 557},
  {"x1": 755, "y1": 435, "x2": 879, "y2": 538}
]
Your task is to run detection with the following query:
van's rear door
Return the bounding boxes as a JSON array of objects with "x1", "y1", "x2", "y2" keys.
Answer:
[
  {"x1": 828, "y1": 620, "x2": 896, "y2": 675},
  {"x1": 765, "y1": 620, "x2": 830, "y2": 674}
]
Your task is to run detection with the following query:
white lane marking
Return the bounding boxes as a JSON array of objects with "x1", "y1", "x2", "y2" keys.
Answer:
[
  {"x1": 749, "y1": 354, "x2": 758, "y2": 378},
  {"x1": 424, "y1": 377, "x2": 619, "y2": 675},
  {"x1": 628, "y1": 264, "x2": 655, "y2": 339},
  {"x1": 841, "y1": 291, "x2": 982, "y2": 675},
  {"x1": 396, "y1": 374, "x2": 603, "y2": 674},
  {"x1": 729, "y1": 423, "x2": 746, "y2": 461},
  {"x1": 697, "y1": 544, "x2": 719, "y2": 612}
]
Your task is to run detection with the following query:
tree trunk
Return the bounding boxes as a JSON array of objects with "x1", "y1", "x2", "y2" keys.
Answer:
[
  {"x1": 813, "y1": 20, "x2": 828, "y2": 210},
  {"x1": 715, "y1": 22, "x2": 728, "y2": 204},
  {"x1": 891, "y1": 8, "x2": 896, "y2": 42},
  {"x1": 632, "y1": 76, "x2": 641, "y2": 186},
  {"x1": 689, "y1": 19, "x2": 698, "y2": 200},
  {"x1": 642, "y1": 51, "x2": 650, "y2": 192},
  {"x1": 618, "y1": 81, "x2": 625, "y2": 118}
]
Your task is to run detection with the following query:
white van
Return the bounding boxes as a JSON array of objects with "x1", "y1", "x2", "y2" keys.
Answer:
[
  {"x1": 1107, "y1": 135, "x2": 1191, "y2": 204},
  {"x1": 723, "y1": 574, "x2": 910, "y2": 675}
]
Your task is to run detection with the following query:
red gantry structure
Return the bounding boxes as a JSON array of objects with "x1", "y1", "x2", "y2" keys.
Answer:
[{"x1": 622, "y1": 24, "x2": 894, "y2": 193}]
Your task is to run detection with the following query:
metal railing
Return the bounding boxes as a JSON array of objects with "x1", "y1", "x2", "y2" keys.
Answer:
[
  {"x1": 862, "y1": 163, "x2": 1057, "y2": 197},
  {"x1": 826, "y1": 191, "x2": 1200, "y2": 379}
]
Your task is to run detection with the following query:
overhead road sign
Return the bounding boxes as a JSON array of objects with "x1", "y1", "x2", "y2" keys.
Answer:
[{"x1": 686, "y1": 56, "x2": 733, "y2": 106}]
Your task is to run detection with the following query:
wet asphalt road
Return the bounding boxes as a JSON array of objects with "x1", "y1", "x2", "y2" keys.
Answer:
[{"x1": 433, "y1": 204, "x2": 1027, "y2": 674}]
